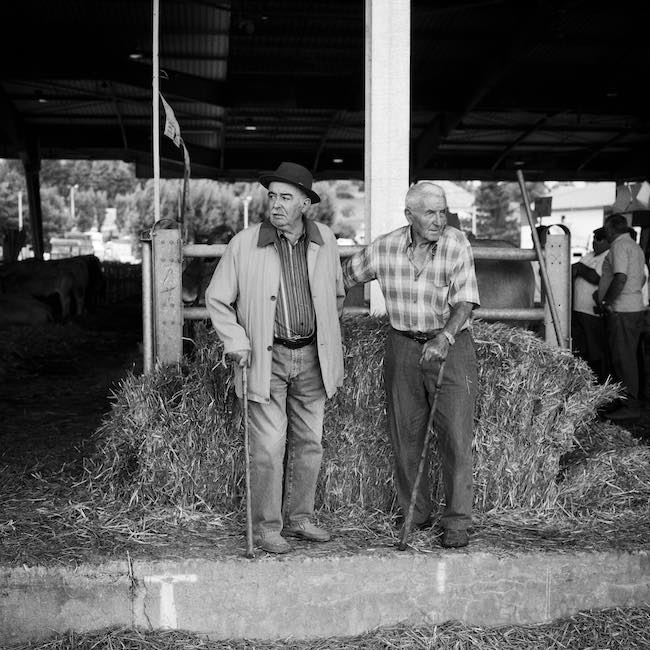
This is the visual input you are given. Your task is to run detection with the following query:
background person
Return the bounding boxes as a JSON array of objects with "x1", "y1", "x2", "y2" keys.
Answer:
[
  {"x1": 597, "y1": 213, "x2": 646, "y2": 421},
  {"x1": 342, "y1": 182, "x2": 479, "y2": 548},
  {"x1": 205, "y1": 162, "x2": 345, "y2": 554},
  {"x1": 571, "y1": 227, "x2": 610, "y2": 382}
]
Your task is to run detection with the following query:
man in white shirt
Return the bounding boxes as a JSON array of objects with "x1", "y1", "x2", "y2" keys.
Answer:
[
  {"x1": 572, "y1": 227, "x2": 609, "y2": 382},
  {"x1": 597, "y1": 214, "x2": 647, "y2": 421}
]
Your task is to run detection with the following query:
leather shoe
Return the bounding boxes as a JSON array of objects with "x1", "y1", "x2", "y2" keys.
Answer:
[
  {"x1": 441, "y1": 529, "x2": 469, "y2": 548},
  {"x1": 255, "y1": 530, "x2": 291, "y2": 554},
  {"x1": 283, "y1": 520, "x2": 331, "y2": 542},
  {"x1": 394, "y1": 515, "x2": 434, "y2": 531}
]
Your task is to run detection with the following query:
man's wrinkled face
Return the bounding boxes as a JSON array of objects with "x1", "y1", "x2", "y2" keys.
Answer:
[
  {"x1": 268, "y1": 181, "x2": 310, "y2": 233},
  {"x1": 405, "y1": 192, "x2": 448, "y2": 242}
]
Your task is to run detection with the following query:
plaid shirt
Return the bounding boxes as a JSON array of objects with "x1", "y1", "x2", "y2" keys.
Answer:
[{"x1": 342, "y1": 225, "x2": 480, "y2": 332}]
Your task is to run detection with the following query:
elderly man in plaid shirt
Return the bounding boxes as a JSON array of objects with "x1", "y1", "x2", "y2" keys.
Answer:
[{"x1": 342, "y1": 182, "x2": 479, "y2": 548}]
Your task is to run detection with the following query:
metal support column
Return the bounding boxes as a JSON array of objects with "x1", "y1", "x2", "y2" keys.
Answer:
[{"x1": 22, "y1": 156, "x2": 44, "y2": 260}]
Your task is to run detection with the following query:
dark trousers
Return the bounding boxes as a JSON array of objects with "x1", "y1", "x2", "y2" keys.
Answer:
[
  {"x1": 572, "y1": 311, "x2": 609, "y2": 382},
  {"x1": 384, "y1": 329, "x2": 478, "y2": 531},
  {"x1": 605, "y1": 311, "x2": 644, "y2": 406}
]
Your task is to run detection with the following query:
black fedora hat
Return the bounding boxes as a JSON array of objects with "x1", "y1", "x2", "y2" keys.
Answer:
[{"x1": 258, "y1": 162, "x2": 321, "y2": 204}]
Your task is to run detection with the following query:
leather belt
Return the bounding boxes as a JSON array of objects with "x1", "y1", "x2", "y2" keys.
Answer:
[
  {"x1": 273, "y1": 333, "x2": 316, "y2": 349},
  {"x1": 392, "y1": 327, "x2": 441, "y2": 344}
]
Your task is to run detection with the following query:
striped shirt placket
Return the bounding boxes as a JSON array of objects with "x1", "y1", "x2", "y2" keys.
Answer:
[{"x1": 274, "y1": 233, "x2": 315, "y2": 339}]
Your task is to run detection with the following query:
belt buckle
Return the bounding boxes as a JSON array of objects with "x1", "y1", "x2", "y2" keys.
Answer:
[{"x1": 414, "y1": 333, "x2": 429, "y2": 344}]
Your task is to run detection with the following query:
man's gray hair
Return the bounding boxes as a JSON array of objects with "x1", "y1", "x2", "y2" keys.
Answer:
[{"x1": 406, "y1": 181, "x2": 447, "y2": 207}]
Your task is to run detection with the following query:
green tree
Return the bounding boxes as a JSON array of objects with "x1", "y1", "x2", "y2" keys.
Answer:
[
  {"x1": 39, "y1": 187, "x2": 72, "y2": 247},
  {"x1": 306, "y1": 181, "x2": 336, "y2": 227},
  {"x1": 73, "y1": 188, "x2": 108, "y2": 232},
  {"x1": 0, "y1": 161, "x2": 26, "y2": 231},
  {"x1": 89, "y1": 161, "x2": 137, "y2": 200}
]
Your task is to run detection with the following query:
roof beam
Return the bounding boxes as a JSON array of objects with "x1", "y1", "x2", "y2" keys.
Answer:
[
  {"x1": 5, "y1": 60, "x2": 229, "y2": 106},
  {"x1": 490, "y1": 113, "x2": 560, "y2": 171},
  {"x1": 412, "y1": 6, "x2": 548, "y2": 176},
  {"x1": 0, "y1": 85, "x2": 28, "y2": 148}
]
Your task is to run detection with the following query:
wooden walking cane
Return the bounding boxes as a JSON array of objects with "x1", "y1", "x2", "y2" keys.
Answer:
[
  {"x1": 242, "y1": 365, "x2": 254, "y2": 559},
  {"x1": 398, "y1": 359, "x2": 446, "y2": 551}
]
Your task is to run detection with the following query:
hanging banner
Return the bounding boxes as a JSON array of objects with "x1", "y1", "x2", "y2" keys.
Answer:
[
  {"x1": 159, "y1": 91, "x2": 191, "y2": 227},
  {"x1": 160, "y1": 93, "x2": 181, "y2": 147}
]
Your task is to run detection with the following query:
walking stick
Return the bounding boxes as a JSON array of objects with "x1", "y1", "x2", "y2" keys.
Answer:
[
  {"x1": 242, "y1": 365, "x2": 254, "y2": 559},
  {"x1": 398, "y1": 359, "x2": 446, "y2": 551}
]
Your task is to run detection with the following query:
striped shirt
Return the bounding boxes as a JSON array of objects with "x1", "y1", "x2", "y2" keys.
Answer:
[
  {"x1": 258, "y1": 219, "x2": 316, "y2": 339},
  {"x1": 342, "y1": 225, "x2": 480, "y2": 332}
]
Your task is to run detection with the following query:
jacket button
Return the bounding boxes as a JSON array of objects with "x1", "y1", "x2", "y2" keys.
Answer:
[
  {"x1": 271, "y1": 295, "x2": 276, "y2": 300},
  {"x1": 267, "y1": 345, "x2": 272, "y2": 351}
]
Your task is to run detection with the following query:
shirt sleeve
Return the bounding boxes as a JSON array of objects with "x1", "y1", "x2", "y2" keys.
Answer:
[
  {"x1": 610, "y1": 241, "x2": 631, "y2": 276},
  {"x1": 448, "y1": 238, "x2": 480, "y2": 307},
  {"x1": 204, "y1": 238, "x2": 251, "y2": 354},
  {"x1": 342, "y1": 243, "x2": 377, "y2": 290}
]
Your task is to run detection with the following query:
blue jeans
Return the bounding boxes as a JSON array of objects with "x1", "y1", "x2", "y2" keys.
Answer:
[
  {"x1": 384, "y1": 329, "x2": 477, "y2": 531},
  {"x1": 246, "y1": 342, "x2": 326, "y2": 536}
]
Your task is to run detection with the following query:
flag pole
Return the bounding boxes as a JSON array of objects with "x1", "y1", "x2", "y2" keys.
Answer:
[{"x1": 152, "y1": 0, "x2": 161, "y2": 225}]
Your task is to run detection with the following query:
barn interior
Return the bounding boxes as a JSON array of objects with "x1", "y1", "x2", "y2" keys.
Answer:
[
  {"x1": 1, "y1": 1, "x2": 650, "y2": 644},
  {"x1": 2, "y1": 0, "x2": 650, "y2": 254}
]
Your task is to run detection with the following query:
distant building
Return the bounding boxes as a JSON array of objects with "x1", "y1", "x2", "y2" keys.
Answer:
[
  {"x1": 103, "y1": 236, "x2": 138, "y2": 264},
  {"x1": 521, "y1": 182, "x2": 616, "y2": 259},
  {"x1": 49, "y1": 232, "x2": 95, "y2": 259}
]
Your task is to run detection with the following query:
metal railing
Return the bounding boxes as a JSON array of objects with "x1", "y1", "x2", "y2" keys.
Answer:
[{"x1": 142, "y1": 230, "x2": 571, "y2": 371}]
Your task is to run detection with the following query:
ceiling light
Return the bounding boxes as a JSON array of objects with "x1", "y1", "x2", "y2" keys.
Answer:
[
  {"x1": 244, "y1": 125, "x2": 257, "y2": 131},
  {"x1": 333, "y1": 157, "x2": 344, "y2": 164},
  {"x1": 129, "y1": 52, "x2": 143, "y2": 60},
  {"x1": 37, "y1": 97, "x2": 48, "y2": 104},
  {"x1": 514, "y1": 160, "x2": 525, "y2": 167}
]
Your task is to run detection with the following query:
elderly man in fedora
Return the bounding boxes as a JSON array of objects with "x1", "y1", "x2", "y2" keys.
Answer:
[{"x1": 206, "y1": 162, "x2": 345, "y2": 554}]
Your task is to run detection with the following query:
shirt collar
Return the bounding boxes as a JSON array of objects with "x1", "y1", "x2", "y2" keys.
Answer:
[
  {"x1": 257, "y1": 218, "x2": 324, "y2": 247},
  {"x1": 406, "y1": 225, "x2": 445, "y2": 250}
]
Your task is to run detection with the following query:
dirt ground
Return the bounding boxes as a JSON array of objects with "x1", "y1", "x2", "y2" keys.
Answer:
[{"x1": 0, "y1": 300, "x2": 143, "y2": 470}]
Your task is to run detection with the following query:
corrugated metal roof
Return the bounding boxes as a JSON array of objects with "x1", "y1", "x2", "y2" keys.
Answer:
[{"x1": 2, "y1": 0, "x2": 650, "y2": 181}]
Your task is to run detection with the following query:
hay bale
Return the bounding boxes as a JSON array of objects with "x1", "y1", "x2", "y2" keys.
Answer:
[
  {"x1": 557, "y1": 446, "x2": 650, "y2": 515},
  {"x1": 88, "y1": 317, "x2": 620, "y2": 516}
]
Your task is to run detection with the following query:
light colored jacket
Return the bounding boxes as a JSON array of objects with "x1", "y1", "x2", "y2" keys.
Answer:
[{"x1": 205, "y1": 219, "x2": 345, "y2": 403}]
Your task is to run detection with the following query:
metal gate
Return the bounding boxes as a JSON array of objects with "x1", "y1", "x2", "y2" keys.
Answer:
[{"x1": 141, "y1": 228, "x2": 571, "y2": 372}]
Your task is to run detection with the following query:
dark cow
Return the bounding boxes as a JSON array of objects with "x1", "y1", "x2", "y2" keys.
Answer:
[
  {"x1": 0, "y1": 294, "x2": 54, "y2": 329},
  {"x1": 182, "y1": 225, "x2": 235, "y2": 306},
  {"x1": 51, "y1": 255, "x2": 104, "y2": 314},
  {"x1": 0, "y1": 260, "x2": 76, "y2": 320},
  {"x1": 0, "y1": 254, "x2": 104, "y2": 321},
  {"x1": 469, "y1": 237, "x2": 535, "y2": 313},
  {"x1": 447, "y1": 213, "x2": 535, "y2": 314}
]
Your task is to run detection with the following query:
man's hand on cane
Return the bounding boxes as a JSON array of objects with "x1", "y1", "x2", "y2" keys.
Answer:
[{"x1": 419, "y1": 333, "x2": 449, "y2": 371}]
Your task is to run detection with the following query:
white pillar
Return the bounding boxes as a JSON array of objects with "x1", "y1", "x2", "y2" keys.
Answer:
[{"x1": 365, "y1": 0, "x2": 411, "y2": 314}]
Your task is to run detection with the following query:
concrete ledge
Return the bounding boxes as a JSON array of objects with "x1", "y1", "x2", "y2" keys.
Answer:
[{"x1": 1, "y1": 549, "x2": 649, "y2": 644}]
